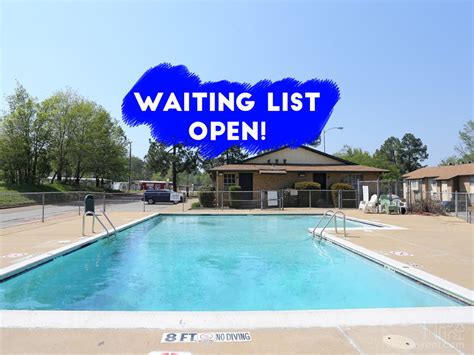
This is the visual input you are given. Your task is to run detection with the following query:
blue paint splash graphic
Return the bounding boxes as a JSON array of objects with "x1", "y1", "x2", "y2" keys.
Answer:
[{"x1": 122, "y1": 63, "x2": 340, "y2": 158}]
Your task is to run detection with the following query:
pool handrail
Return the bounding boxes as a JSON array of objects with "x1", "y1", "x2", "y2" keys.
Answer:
[
  {"x1": 82, "y1": 211, "x2": 117, "y2": 238},
  {"x1": 312, "y1": 210, "x2": 347, "y2": 239},
  {"x1": 311, "y1": 210, "x2": 335, "y2": 235}
]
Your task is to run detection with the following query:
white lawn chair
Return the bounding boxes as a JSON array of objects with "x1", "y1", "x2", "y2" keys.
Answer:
[
  {"x1": 359, "y1": 194, "x2": 378, "y2": 213},
  {"x1": 358, "y1": 185, "x2": 370, "y2": 211}
]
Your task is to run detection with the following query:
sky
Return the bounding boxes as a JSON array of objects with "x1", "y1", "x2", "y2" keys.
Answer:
[{"x1": 1, "y1": 0, "x2": 472, "y2": 165}]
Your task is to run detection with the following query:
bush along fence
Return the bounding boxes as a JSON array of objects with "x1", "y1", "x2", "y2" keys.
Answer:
[{"x1": 405, "y1": 190, "x2": 473, "y2": 223}]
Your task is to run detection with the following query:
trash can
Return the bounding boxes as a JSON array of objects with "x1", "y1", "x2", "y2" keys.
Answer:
[{"x1": 84, "y1": 194, "x2": 95, "y2": 213}]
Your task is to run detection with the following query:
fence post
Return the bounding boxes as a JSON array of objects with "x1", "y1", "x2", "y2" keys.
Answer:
[
  {"x1": 221, "y1": 191, "x2": 224, "y2": 210},
  {"x1": 465, "y1": 194, "x2": 468, "y2": 222},
  {"x1": 103, "y1": 192, "x2": 106, "y2": 212},
  {"x1": 281, "y1": 189, "x2": 284, "y2": 210},
  {"x1": 376, "y1": 180, "x2": 380, "y2": 197},
  {"x1": 260, "y1": 190, "x2": 263, "y2": 210},
  {"x1": 41, "y1": 193, "x2": 45, "y2": 223},
  {"x1": 143, "y1": 195, "x2": 146, "y2": 212},
  {"x1": 309, "y1": 190, "x2": 312, "y2": 209},
  {"x1": 357, "y1": 180, "x2": 360, "y2": 206},
  {"x1": 455, "y1": 191, "x2": 458, "y2": 217},
  {"x1": 338, "y1": 190, "x2": 342, "y2": 209},
  {"x1": 78, "y1": 192, "x2": 81, "y2": 215}
]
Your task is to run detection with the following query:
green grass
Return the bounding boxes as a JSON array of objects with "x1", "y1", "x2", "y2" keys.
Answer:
[
  {"x1": 0, "y1": 181, "x2": 110, "y2": 193},
  {"x1": 0, "y1": 182, "x2": 106, "y2": 208}
]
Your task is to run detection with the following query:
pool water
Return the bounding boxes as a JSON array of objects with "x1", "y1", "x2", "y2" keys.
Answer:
[{"x1": 0, "y1": 215, "x2": 462, "y2": 310}]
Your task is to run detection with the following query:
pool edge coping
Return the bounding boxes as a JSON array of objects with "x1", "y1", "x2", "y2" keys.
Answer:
[{"x1": 0, "y1": 307, "x2": 472, "y2": 329}]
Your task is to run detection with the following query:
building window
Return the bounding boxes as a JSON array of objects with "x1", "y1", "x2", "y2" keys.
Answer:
[
  {"x1": 223, "y1": 174, "x2": 236, "y2": 190},
  {"x1": 341, "y1": 174, "x2": 362, "y2": 188},
  {"x1": 429, "y1": 178, "x2": 438, "y2": 198}
]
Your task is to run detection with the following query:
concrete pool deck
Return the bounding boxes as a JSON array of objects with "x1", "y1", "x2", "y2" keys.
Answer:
[
  {"x1": 1, "y1": 325, "x2": 472, "y2": 354},
  {"x1": 1, "y1": 201, "x2": 473, "y2": 353}
]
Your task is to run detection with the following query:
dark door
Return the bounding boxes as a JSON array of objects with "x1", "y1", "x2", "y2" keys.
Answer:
[
  {"x1": 313, "y1": 173, "x2": 327, "y2": 189},
  {"x1": 239, "y1": 173, "x2": 253, "y2": 200}
]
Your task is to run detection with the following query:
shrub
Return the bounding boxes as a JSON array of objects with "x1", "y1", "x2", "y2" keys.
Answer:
[
  {"x1": 293, "y1": 181, "x2": 321, "y2": 207},
  {"x1": 294, "y1": 181, "x2": 321, "y2": 190},
  {"x1": 198, "y1": 185, "x2": 215, "y2": 207},
  {"x1": 330, "y1": 183, "x2": 354, "y2": 208},
  {"x1": 411, "y1": 196, "x2": 446, "y2": 215},
  {"x1": 191, "y1": 201, "x2": 201, "y2": 209},
  {"x1": 229, "y1": 185, "x2": 241, "y2": 208}
]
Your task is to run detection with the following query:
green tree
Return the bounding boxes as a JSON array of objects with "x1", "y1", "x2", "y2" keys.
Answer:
[
  {"x1": 87, "y1": 109, "x2": 128, "y2": 186},
  {"x1": 41, "y1": 90, "x2": 80, "y2": 183},
  {"x1": 398, "y1": 133, "x2": 429, "y2": 174},
  {"x1": 336, "y1": 145, "x2": 401, "y2": 180},
  {"x1": 64, "y1": 99, "x2": 98, "y2": 184},
  {"x1": 145, "y1": 141, "x2": 199, "y2": 191},
  {"x1": 455, "y1": 120, "x2": 473, "y2": 162},
  {"x1": 201, "y1": 145, "x2": 249, "y2": 171},
  {"x1": 374, "y1": 137, "x2": 402, "y2": 166},
  {"x1": 0, "y1": 83, "x2": 51, "y2": 184},
  {"x1": 439, "y1": 155, "x2": 461, "y2": 166},
  {"x1": 335, "y1": 146, "x2": 374, "y2": 166},
  {"x1": 130, "y1": 156, "x2": 152, "y2": 180}
]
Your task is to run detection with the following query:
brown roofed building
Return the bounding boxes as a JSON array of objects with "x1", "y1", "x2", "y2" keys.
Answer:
[
  {"x1": 403, "y1": 163, "x2": 474, "y2": 202},
  {"x1": 210, "y1": 146, "x2": 387, "y2": 201}
]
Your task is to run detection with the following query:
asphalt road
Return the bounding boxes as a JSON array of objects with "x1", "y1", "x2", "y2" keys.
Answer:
[{"x1": 0, "y1": 200, "x2": 172, "y2": 228}]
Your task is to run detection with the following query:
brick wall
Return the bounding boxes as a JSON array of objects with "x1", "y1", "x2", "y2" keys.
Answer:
[{"x1": 214, "y1": 171, "x2": 382, "y2": 191}]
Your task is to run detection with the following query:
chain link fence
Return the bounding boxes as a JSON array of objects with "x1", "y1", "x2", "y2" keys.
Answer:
[
  {"x1": 195, "y1": 189, "x2": 359, "y2": 210},
  {"x1": 3, "y1": 186, "x2": 470, "y2": 227},
  {"x1": 405, "y1": 190, "x2": 473, "y2": 223},
  {"x1": 357, "y1": 180, "x2": 404, "y2": 204},
  {"x1": 0, "y1": 191, "x2": 180, "y2": 227}
]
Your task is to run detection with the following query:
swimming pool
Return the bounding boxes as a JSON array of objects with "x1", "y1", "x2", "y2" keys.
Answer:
[{"x1": 0, "y1": 215, "x2": 463, "y2": 311}]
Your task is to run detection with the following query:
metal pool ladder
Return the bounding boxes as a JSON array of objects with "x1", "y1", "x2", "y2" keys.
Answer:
[
  {"x1": 82, "y1": 194, "x2": 117, "y2": 238},
  {"x1": 82, "y1": 212, "x2": 117, "y2": 238},
  {"x1": 82, "y1": 211, "x2": 117, "y2": 238},
  {"x1": 311, "y1": 210, "x2": 347, "y2": 239}
]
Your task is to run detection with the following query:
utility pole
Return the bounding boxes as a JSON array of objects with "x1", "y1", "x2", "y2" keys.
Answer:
[
  {"x1": 128, "y1": 141, "x2": 132, "y2": 192},
  {"x1": 323, "y1": 126, "x2": 344, "y2": 152}
]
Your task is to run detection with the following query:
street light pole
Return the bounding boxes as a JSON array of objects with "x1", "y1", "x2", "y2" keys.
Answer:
[
  {"x1": 128, "y1": 141, "x2": 132, "y2": 192},
  {"x1": 323, "y1": 126, "x2": 344, "y2": 153},
  {"x1": 323, "y1": 130, "x2": 326, "y2": 153}
]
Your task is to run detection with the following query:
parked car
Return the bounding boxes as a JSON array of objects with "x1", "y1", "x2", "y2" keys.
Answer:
[{"x1": 144, "y1": 189, "x2": 183, "y2": 204}]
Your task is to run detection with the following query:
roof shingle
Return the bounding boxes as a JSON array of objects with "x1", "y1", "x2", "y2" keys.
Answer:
[
  {"x1": 210, "y1": 164, "x2": 387, "y2": 173},
  {"x1": 403, "y1": 163, "x2": 474, "y2": 180}
]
